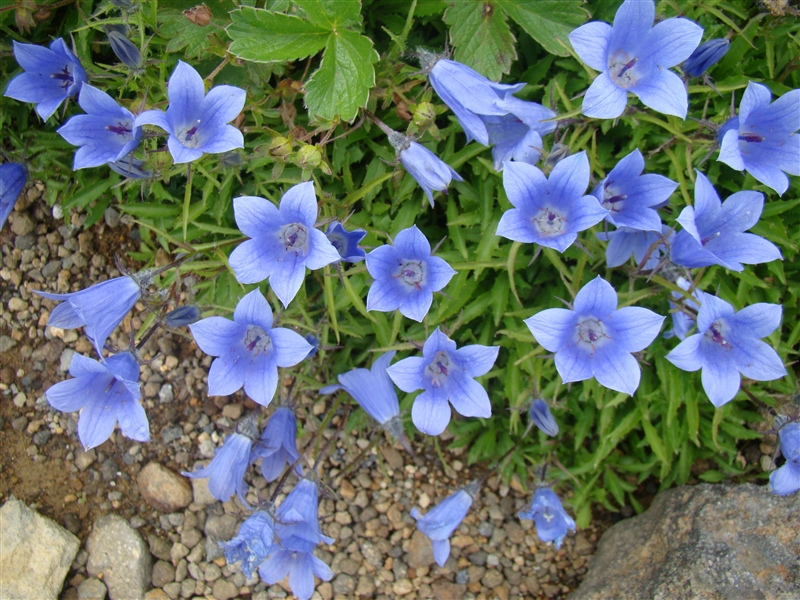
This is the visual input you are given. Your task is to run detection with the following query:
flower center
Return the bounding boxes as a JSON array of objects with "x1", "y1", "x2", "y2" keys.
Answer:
[
  {"x1": 531, "y1": 207, "x2": 567, "y2": 237},
  {"x1": 327, "y1": 233, "x2": 345, "y2": 254},
  {"x1": 425, "y1": 351, "x2": 452, "y2": 388},
  {"x1": 576, "y1": 318, "x2": 610, "y2": 354},
  {"x1": 244, "y1": 325, "x2": 272, "y2": 355},
  {"x1": 700, "y1": 231, "x2": 721, "y2": 246},
  {"x1": 705, "y1": 320, "x2": 730, "y2": 349},
  {"x1": 281, "y1": 223, "x2": 309, "y2": 254},
  {"x1": 602, "y1": 182, "x2": 627, "y2": 213},
  {"x1": 609, "y1": 52, "x2": 638, "y2": 89},
  {"x1": 739, "y1": 133, "x2": 765, "y2": 143},
  {"x1": 51, "y1": 65, "x2": 74, "y2": 90},
  {"x1": 178, "y1": 120, "x2": 201, "y2": 147},
  {"x1": 106, "y1": 121, "x2": 133, "y2": 137},
  {"x1": 393, "y1": 259, "x2": 425, "y2": 290}
]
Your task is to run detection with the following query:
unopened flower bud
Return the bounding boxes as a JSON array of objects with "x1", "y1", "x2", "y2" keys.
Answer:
[
  {"x1": 268, "y1": 136, "x2": 292, "y2": 158},
  {"x1": 545, "y1": 143, "x2": 570, "y2": 170},
  {"x1": 683, "y1": 38, "x2": 729, "y2": 77},
  {"x1": 164, "y1": 305, "x2": 201, "y2": 327},
  {"x1": 220, "y1": 151, "x2": 243, "y2": 166},
  {"x1": 529, "y1": 398, "x2": 559, "y2": 437},
  {"x1": 15, "y1": 0, "x2": 37, "y2": 32},
  {"x1": 296, "y1": 144, "x2": 322, "y2": 170},
  {"x1": 105, "y1": 27, "x2": 143, "y2": 69},
  {"x1": 412, "y1": 102, "x2": 437, "y2": 128}
]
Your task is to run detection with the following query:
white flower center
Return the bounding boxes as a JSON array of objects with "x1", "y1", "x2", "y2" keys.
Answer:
[
  {"x1": 602, "y1": 182, "x2": 627, "y2": 213},
  {"x1": 244, "y1": 325, "x2": 272, "y2": 355},
  {"x1": 178, "y1": 120, "x2": 202, "y2": 147},
  {"x1": 281, "y1": 223, "x2": 309, "y2": 254},
  {"x1": 394, "y1": 259, "x2": 425, "y2": 290},
  {"x1": 425, "y1": 351, "x2": 452, "y2": 388},
  {"x1": 532, "y1": 207, "x2": 567, "y2": 237},
  {"x1": 609, "y1": 52, "x2": 639, "y2": 89},
  {"x1": 705, "y1": 320, "x2": 731, "y2": 349},
  {"x1": 576, "y1": 318, "x2": 610, "y2": 354}
]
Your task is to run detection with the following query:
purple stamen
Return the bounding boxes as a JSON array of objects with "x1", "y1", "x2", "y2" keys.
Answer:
[
  {"x1": 738, "y1": 133, "x2": 765, "y2": 143},
  {"x1": 51, "y1": 66, "x2": 74, "y2": 89},
  {"x1": 617, "y1": 58, "x2": 638, "y2": 78},
  {"x1": 106, "y1": 122, "x2": 132, "y2": 136},
  {"x1": 185, "y1": 125, "x2": 198, "y2": 140}
]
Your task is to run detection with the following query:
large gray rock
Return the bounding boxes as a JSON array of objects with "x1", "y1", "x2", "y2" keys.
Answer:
[
  {"x1": 86, "y1": 514, "x2": 152, "y2": 600},
  {"x1": 571, "y1": 483, "x2": 800, "y2": 600},
  {"x1": 0, "y1": 499, "x2": 80, "y2": 600}
]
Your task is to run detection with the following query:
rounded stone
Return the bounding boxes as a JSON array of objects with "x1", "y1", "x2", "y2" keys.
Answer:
[{"x1": 137, "y1": 462, "x2": 192, "y2": 513}]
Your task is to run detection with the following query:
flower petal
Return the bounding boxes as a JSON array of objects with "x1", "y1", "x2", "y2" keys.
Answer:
[
  {"x1": 569, "y1": 21, "x2": 612, "y2": 71},
  {"x1": 386, "y1": 357, "x2": 426, "y2": 393},
  {"x1": 229, "y1": 239, "x2": 277, "y2": 285},
  {"x1": 455, "y1": 344, "x2": 499, "y2": 378},
  {"x1": 233, "y1": 289, "x2": 274, "y2": 330},
  {"x1": 270, "y1": 328, "x2": 313, "y2": 368},
  {"x1": 665, "y1": 334, "x2": 703, "y2": 372},
  {"x1": 549, "y1": 152, "x2": 590, "y2": 203},
  {"x1": 525, "y1": 308, "x2": 577, "y2": 352},
  {"x1": 632, "y1": 69, "x2": 688, "y2": 119},
  {"x1": 582, "y1": 71, "x2": 629, "y2": 119},
  {"x1": 167, "y1": 60, "x2": 205, "y2": 116},
  {"x1": 591, "y1": 345, "x2": 641, "y2": 394},
  {"x1": 447, "y1": 374, "x2": 492, "y2": 418},
  {"x1": 279, "y1": 181, "x2": 317, "y2": 226},
  {"x1": 411, "y1": 389, "x2": 451, "y2": 436},
  {"x1": 609, "y1": 306, "x2": 664, "y2": 352},
  {"x1": 573, "y1": 276, "x2": 617, "y2": 317}
]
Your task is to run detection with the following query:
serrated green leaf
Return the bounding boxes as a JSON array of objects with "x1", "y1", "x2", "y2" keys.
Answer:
[
  {"x1": 160, "y1": 13, "x2": 214, "y2": 58},
  {"x1": 295, "y1": 0, "x2": 361, "y2": 28},
  {"x1": 227, "y1": 7, "x2": 330, "y2": 63},
  {"x1": 495, "y1": 0, "x2": 586, "y2": 57},
  {"x1": 304, "y1": 29, "x2": 378, "y2": 122},
  {"x1": 444, "y1": 0, "x2": 516, "y2": 81}
]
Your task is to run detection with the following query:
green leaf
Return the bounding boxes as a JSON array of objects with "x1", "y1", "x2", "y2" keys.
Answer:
[
  {"x1": 304, "y1": 29, "x2": 378, "y2": 122},
  {"x1": 495, "y1": 0, "x2": 586, "y2": 57},
  {"x1": 227, "y1": 7, "x2": 330, "y2": 62},
  {"x1": 160, "y1": 13, "x2": 214, "y2": 59},
  {"x1": 444, "y1": 0, "x2": 517, "y2": 81},
  {"x1": 295, "y1": 0, "x2": 362, "y2": 28}
]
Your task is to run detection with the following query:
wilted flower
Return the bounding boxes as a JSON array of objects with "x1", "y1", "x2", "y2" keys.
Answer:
[
  {"x1": 365, "y1": 225, "x2": 456, "y2": 322},
  {"x1": 529, "y1": 399, "x2": 558, "y2": 437},
  {"x1": 184, "y1": 415, "x2": 258, "y2": 505},
  {"x1": 189, "y1": 289, "x2": 312, "y2": 406},
  {"x1": 410, "y1": 482, "x2": 478, "y2": 567},
  {"x1": 250, "y1": 407, "x2": 302, "y2": 482},
  {"x1": 670, "y1": 171, "x2": 782, "y2": 271},
  {"x1": 683, "y1": 38, "x2": 729, "y2": 77},
  {"x1": 484, "y1": 96, "x2": 557, "y2": 171},
  {"x1": 46, "y1": 352, "x2": 148, "y2": 449},
  {"x1": 108, "y1": 154, "x2": 152, "y2": 179},
  {"x1": 104, "y1": 24, "x2": 143, "y2": 69},
  {"x1": 220, "y1": 510, "x2": 275, "y2": 579},
  {"x1": 590, "y1": 149, "x2": 677, "y2": 231},
  {"x1": 665, "y1": 292, "x2": 786, "y2": 407},
  {"x1": 35, "y1": 274, "x2": 144, "y2": 357},
  {"x1": 228, "y1": 182, "x2": 341, "y2": 308},
  {"x1": 518, "y1": 488, "x2": 576, "y2": 549},
  {"x1": 387, "y1": 328, "x2": 499, "y2": 436},
  {"x1": 769, "y1": 422, "x2": 800, "y2": 496},
  {"x1": 568, "y1": 0, "x2": 703, "y2": 118},
  {"x1": 497, "y1": 152, "x2": 608, "y2": 252},
  {"x1": 57, "y1": 85, "x2": 143, "y2": 170},
  {"x1": 1, "y1": 162, "x2": 27, "y2": 230},
  {"x1": 134, "y1": 61, "x2": 245, "y2": 164},
  {"x1": 525, "y1": 276, "x2": 664, "y2": 395},
  {"x1": 595, "y1": 224, "x2": 672, "y2": 270},
  {"x1": 325, "y1": 221, "x2": 366, "y2": 263},
  {"x1": 4, "y1": 38, "x2": 87, "y2": 120},
  {"x1": 717, "y1": 81, "x2": 800, "y2": 195},
  {"x1": 391, "y1": 134, "x2": 462, "y2": 207},
  {"x1": 164, "y1": 305, "x2": 201, "y2": 327}
]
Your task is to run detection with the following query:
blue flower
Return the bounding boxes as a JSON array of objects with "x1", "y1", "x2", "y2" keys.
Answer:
[
  {"x1": 669, "y1": 171, "x2": 782, "y2": 271},
  {"x1": 387, "y1": 328, "x2": 499, "y2": 436},
  {"x1": 769, "y1": 422, "x2": 800, "y2": 496},
  {"x1": 56, "y1": 85, "x2": 143, "y2": 170},
  {"x1": 250, "y1": 407, "x2": 302, "y2": 482},
  {"x1": 497, "y1": 152, "x2": 608, "y2": 252},
  {"x1": 683, "y1": 38, "x2": 729, "y2": 77},
  {"x1": 45, "y1": 352, "x2": 148, "y2": 449},
  {"x1": 134, "y1": 61, "x2": 246, "y2": 164},
  {"x1": 108, "y1": 154, "x2": 152, "y2": 180},
  {"x1": 189, "y1": 289, "x2": 312, "y2": 406},
  {"x1": 184, "y1": 415, "x2": 258, "y2": 505},
  {"x1": 525, "y1": 276, "x2": 664, "y2": 395},
  {"x1": 325, "y1": 221, "x2": 366, "y2": 263},
  {"x1": 665, "y1": 292, "x2": 786, "y2": 407},
  {"x1": 590, "y1": 149, "x2": 677, "y2": 231},
  {"x1": 663, "y1": 276, "x2": 698, "y2": 342},
  {"x1": 35, "y1": 275, "x2": 143, "y2": 357},
  {"x1": 569, "y1": 0, "x2": 703, "y2": 119},
  {"x1": 164, "y1": 305, "x2": 201, "y2": 327},
  {"x1": 1, "y1": 162, "x2": 27, "y2": 231},
  {"x1": 220, "y1": 510, "x2": 275, "y2": 579},
  {"x1": 303, "y1": 334, "x2": 319, "y2": 359},
  {"x1": 365, "y1": 225, "x2": 456, "y2": 322},
  {"x1": 410, "y1": 482, "x2": 477, "y2": 567},
  {"x1": 518, "y1": 488, "x2": 576, "y2": 550},
  {"x1": 529, "y1": 399, "x2": 559, "y2": 437},
  {"x1": 483, "y1": 96, "x2": 557, "y2": 171},
  {"x1": 717, "y1": 81, "x2": 800, "y2": 196},
  {"x1": 595, "y1": 224, "x2": 672, "y2": 270},
  {"x1": 228, "y1": 182, "x2": 341, "y2": 308},
  {"x1": 104, "y1": 25, "x2": 143, "y2": 70},
  {"x1": 4, "y1": 39, "x2": 87, "y2": 120},
  {"x1": 393, "y1": 136, "x2": 462, "y2": 207}
]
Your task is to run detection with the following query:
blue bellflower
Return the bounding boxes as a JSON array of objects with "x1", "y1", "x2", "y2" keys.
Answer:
[
  {"x1": 484, "y1": 96, "x2": 557, "y2": 171},
  {"x1": 717, "y1": 81, "x2": 800, "y2": 196},
  {"x1": 108, "y1": 154, "x2": 152, "y2": 179},
  {"x1": 4, "y1": 39, "x2": 87, "y2": 120},
  {"x1": 46, "y1": 352, "x2": 148, "y2": 449},
  {"x1": 189, "y1": 289, "x2": 312, "y2": 406},
  {"x1": 387, "y1": 328, "x2": 499, "y2": 436},
  {"x1": 390, "y1": 134, "x2": 463, "y2": 207},
  {"x1": 365, "y1": 225, "x2": 456, "y2": 322},
  {"x1": 590, "y1": 149, "x2": 677, "y2": 231},
  {"x1": 1, "y1": 163, "x2": 27, "y2": 231},
  {"x1": 260, "y1": 479, "x2": 334, "y2": 600},
  {"x1": 525, "y1": 276, "x2": 664, "y2": 395},
  {"x1": 518, "y1": 488, "x2": 576, "y2": 550},
  {"x1": 134, "y1": 61, "x2": 246, "y2": 164},
  {"x1": 184, "y1": 415, "x2": 258, "y2": 505},
  {"x1": 410, "y1": 482, "x2": 478, "y2": 567},
  {"x1": 497, "y1": 152, "x2": 608, "y2": 252},
  {"x1": 596, "y1": 224, "x2": 672, "y2": 270},
  {"x1": 325, "y1": 221, "x2": 366, "y2": 263},
  {"x1": 665, "y1": 292, "x2": 786, "y2": 407},
  {"x1": 164, "y1": 305, "x2": 201, "y2": 327},
  {"x1": 769, "y1": 422, "x2": 800, "y2": 496},
  {"x1": 250, "y1": 407, "x2": 302, "y2": 482},
  {"x1": 529, "y1": 399, "x2": 559, "y2": 437},
  {"x1": 670, "y1": 172, "x2": 782, "y2": 271},
  {"x1": 36, "y1": 274, "x2": 143, "y2": 357},
  {"x1": 220, "y1": 510, "x2": 275, "y2": 579},
  {"x1": 569, "y1": 0, "x2": 703, "y2": 119},
  {"x1": 104, "y1": 25, "x2": 143, "y2": 70},
  {"x1": 57, "y1": 85, "x2": 143, "y2": 170},
  {"x1": 683, "y1": 38, "x2": 730, "y2": 78},
  {"x1": 228, "y1": 182, "x2": 341, "y2": 308}
]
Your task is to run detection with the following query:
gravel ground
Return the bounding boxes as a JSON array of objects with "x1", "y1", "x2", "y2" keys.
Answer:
[{"x1": 0, "y1": 190, "x2": 607, "y2": 599}]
